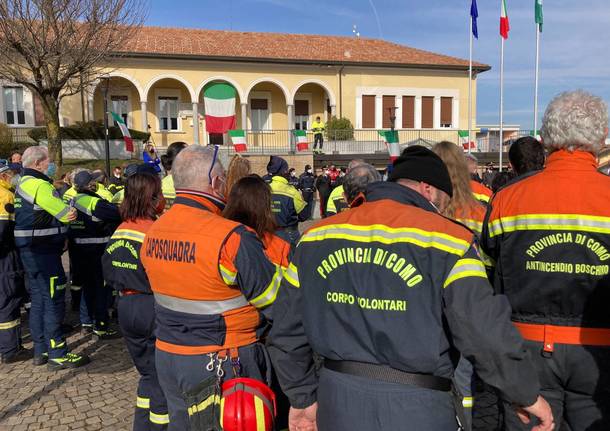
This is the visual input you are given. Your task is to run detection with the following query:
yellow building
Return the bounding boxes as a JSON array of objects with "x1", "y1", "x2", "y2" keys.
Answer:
[{"x1": 4, "y1": 27, "x2": 489, "y2": 152}]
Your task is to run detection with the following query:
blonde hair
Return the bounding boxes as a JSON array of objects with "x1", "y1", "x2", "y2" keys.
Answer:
[
  {"x1": 225, "y1": 155, "x2": 251, "y2": 197},
  {"x1": 432, "y1": 141, "x2": 479, "y2": 218}
]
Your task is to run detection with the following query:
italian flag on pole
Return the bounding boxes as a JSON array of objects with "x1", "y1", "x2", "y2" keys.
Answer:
[
  {"x1": 294, "y1": 130, "x2": 309, "y2": 152},
  {"x1": 500, "y1": 0, "x2": 510, "y2": 39},
  {"x1": 111, "y1": 112, "x2": 134, "y2": 152},
  {"x1": 204, "y1": 83, "x2": 237, "y2": 134},
  {"x1": 459, "y1": 130, "x2": 476, "y2": 150},
  {"x1": 379, "y1": 130, "x2": 401, "y2": 161},
  {"x1": 228, "y1": 129, "x2": 247, "y2": 153}
]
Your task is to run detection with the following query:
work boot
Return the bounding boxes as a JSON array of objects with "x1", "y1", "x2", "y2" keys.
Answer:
[
  {"x1": 33, "y1": 353, "x2": 48, "y2": 366},
  {"x1": 1, "y1": 347, "x2": 33, "y2": 364},
  {"x1": 92, "y1": 325, "x2": 120, "y2": 341},
  {"x1": 47, "y1": 353, "x2": 90, "y2": 371},
  {"x1": 80, "y1": 323, "x2": 93, "y2": 335}
]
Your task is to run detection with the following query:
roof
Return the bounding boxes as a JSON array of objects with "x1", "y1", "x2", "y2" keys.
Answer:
[{"x1": 117, "y1": 26, "x2": 490, "y2": 72}]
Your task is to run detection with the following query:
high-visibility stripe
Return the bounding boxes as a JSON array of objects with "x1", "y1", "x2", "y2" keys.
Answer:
[
  {"x1": 456, "y1": 218, "x2": 483, "y2": 234},
  {"x1": 187, "y1": 394, "x2": 221, "y2": 416},
  {"x1": 154, "y1": 292, "x2": 249, "y2": 315},
  {"x1": 74, "y1": 236, "x2": 110, "y2": 244},
  {"x1": 14, "y1": 227, "x2": 68, "y2": 237},
  {"x1": 489, "y1": 213, "x2": 610, "y2": 237},
  {"x1": 250, "y1": 265, "x2": 282, "y2": 309},
  {"x1": 0, "y1": 318, "x2": 20, "y2": 330},
  {"x1": 220, "y1": 397, "x2": 225, "y2": 428},
  {"x1": 50, "y1": 338, "x2": 66, "y2": 349},
  {"x1": 302, "y1": 223, "x2": 470, "y2": 256},
  {"x1": 149, "y1": 411, "x2": 170, "y2": 425},
  {"x1": 219, "y1": 264, "x2": 237, "y2": 285},
  {"x1": 16, "y1": 178, "x2": 37, "y2": 203},
  {"x1": 111, "y1": 229, "x2": 146, "y2": 243},
  {"x1": 283, "y1": 262, "x2": 300, "y2": 288},
  {"x1": 473, "y1": 192, "x2": 490, "y2": 203},
  {"x1": 136, "y1": 396, "x2": 150, "y2": 409},
  {"x1": 50, "y1": 276, "x2": 57, "y2": 299},
  {"x1": 463, "y1": 396, "x2": 474, "y2": 408},
  {"x1": 55, "y1": 206, "x2": 71, "y2": 220},
  {"x1": 0, "y1": 214, "x2": 13, "y2": 221},
  {"x1": 444, "y1": 258, "x2": 487, "y2": 288},
  {"x1": 254, "y1": 396, "x2": 266, "y2": 431}
]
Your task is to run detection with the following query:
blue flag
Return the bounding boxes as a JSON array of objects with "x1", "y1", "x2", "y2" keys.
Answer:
[{"x1": 471, "y1": 0, "x2": 478, "y2": 39}]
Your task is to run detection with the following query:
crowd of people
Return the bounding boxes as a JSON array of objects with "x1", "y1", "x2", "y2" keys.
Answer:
[{"x1": 0, "y1": 89, "x2": 609, "y2": 431}]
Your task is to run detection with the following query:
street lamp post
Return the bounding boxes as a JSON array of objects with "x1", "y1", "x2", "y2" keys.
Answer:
[{"x1": 102, "y1": 77, "x2": 111, "y2": 177}]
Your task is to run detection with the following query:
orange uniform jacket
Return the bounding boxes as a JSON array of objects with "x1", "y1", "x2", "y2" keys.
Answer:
[
  {"x1": 141, "y1": 191, "x2": 280, "y2": 355},
  {"x1": 470, "y1": 179, "x2": 493, "y2": 205},
  {"x1": 455, "y1": 202, "x2": 487, "y2": 238},
  {"x1": 482, "y1": 150, "x2": 610, "y2": 329}
]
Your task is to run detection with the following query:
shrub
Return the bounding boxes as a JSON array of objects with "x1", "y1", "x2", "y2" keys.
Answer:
[
  {"x1": 28, "y1": 121, "x2": 150, "y2": 142},
  {"x1": 326, "y1": 116, "x2": 354, "y2": 141}
]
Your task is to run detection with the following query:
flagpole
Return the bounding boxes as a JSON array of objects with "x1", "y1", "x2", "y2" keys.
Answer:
[
  {"x1": 468, "y1": 12, "x2": 473, "y2": 153},
  {"x1": 534, "y1": 23, "x2": 540, "y2": 135},
  {"x1": 499, "y1": 37, "x2": 504, "y2": 172}
]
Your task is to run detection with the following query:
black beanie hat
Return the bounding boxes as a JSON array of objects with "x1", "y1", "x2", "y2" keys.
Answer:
[
  {"x1": 388, "y1": 145, "x2": 453, "y2": 197},
  {"x1": 267, "y1": 156, "x2": 289, "y2": 175}
]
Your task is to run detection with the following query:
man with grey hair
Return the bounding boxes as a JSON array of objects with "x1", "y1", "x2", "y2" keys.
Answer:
[
  {"x1": 482, "y1": 90, "x2": 610, "y2": 430},
  {"x1": 326, "y1": 159, "x2": 367, "y2": 216},
  {"x1": 141, "y1": 145, "x2": 280, "y2": 429},
  {"x1": 342, "y1": 163, "x2": 381, "y2": 205},
  {"x1": 14, "y1": 146, "x2": 90, "y2": 370}
]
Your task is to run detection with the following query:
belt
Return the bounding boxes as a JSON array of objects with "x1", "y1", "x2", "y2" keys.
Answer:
[
  {"x1": 119, "y1": 289, "x2": 144, "y2": 297},
  {"x1": 73, "y1": 236, "x2": 111, "y2": 245},
  {"x1": 14, "y1": 226, "x2": 68, "y2": 237},
  {"x1": 513, "y1": 322, "x2": 610, "y2": 354},
  {"x1": 324, "y1": 359, "x2": 451, "y2": 392}
]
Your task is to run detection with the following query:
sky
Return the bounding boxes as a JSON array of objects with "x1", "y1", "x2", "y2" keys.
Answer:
[{"x1": 146, "y1": 0, "x2": 610, "y2": 130}]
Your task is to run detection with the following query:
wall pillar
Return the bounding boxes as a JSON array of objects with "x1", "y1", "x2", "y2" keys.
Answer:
[
  {"x1": 192, "y1": 102, "x2": 199, "y2": 145},
  {"x1": 241, "y1": 103, "x2": 247, "y2": 130},
  {"x1": 140, "y1": 101, "x2": 148, "y2": 132}
]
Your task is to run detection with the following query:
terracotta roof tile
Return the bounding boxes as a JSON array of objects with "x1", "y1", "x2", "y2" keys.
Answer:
[{"x1": 118, "y1": 26, "x2": 490, "y2": 71}]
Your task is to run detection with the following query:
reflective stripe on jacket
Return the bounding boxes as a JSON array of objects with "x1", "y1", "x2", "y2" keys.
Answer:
[
  {"x1": 325, "y1": 185, "x2": 348, "y2": 215},
  {"x1": 470, "y1": 180, "x2": 492, "y2": 204},
  {"x1": 270, "y1": 176, "x2": 305, "y2": 228}
]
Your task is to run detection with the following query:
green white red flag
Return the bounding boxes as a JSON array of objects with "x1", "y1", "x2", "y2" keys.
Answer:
[
  {"x1": 294, "y1": 130, "x2": 309, "y2": 152},
  {"x1": 204, "y1": 83, "x2": 236, "y2": 134},
  {"x1": 111, "y1": 112, "x2": 133, "y2": 152},
  {"x1": 500, "y1": 0, "x2": 510, "y2": 39},
  {"x1": 228, "y1": 129, "x2": 247, "y2": 152},
  {"x1": 459, "y1": 130, "x2": 476, "y2": 150},
  {"x1": 535, "y1": 0, "x2": 543, "y2": 32},
  {"x1": 379, "y1": 130, "x2": 400, "y2": 161}
]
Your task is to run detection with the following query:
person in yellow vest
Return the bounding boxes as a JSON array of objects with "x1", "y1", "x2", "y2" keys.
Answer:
[
  {"x1": 311, "y1": 116, "x2": 325, "y2": 154},
  {"x1": 160, "y1": 142, "x2": 188, "y2": 210}
]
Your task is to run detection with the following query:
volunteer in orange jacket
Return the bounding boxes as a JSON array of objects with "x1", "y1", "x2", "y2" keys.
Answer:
[
  {"x1": 482, "y1": 90, "x2": 610, "y2": 430},
  {"x1": 141, "y1": 145, "x2": 280, "y2": 431}
]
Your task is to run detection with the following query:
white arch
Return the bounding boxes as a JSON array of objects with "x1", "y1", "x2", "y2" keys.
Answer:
[
  {"x1": 244, "y1": 77, "x2": 291, "y2": 102},
  {"x1": 89, "y1": 71, "x2": 146, "y2": 101},
  {"x1": 195, "y1": 76, "x2": 245, "y2": 102},
  {"x1": 143, "y1": 74, "x2": 197, "y2": 103},
  {"x1": 291, "y1": 79, "x2": 336, "y2": 106}
]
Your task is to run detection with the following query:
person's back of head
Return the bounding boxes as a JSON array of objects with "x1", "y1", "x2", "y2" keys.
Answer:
[
  {"x1": 432, "y1": 141, "x2": 479, "y2": 218},
  {"x1": 343, "y1": 164, "x2": 380, "y2": 204},
  {"x1": 21, "y1": 146, "x2": 48, "y2": 170},
  {"x1": 491, "y1": 171, "x2": 516, "y2": 193},
  {"x1": 121, "y1": 173, "x2": 163, "y2": 222},
  {"x1": 347, "y1": 159, "x2": 366, "y2": 172},
  {"x1": 225, "y1": 155, "x2": 251, "y2": 196},
  {"x1": 541, "y1": 90, "x2": 608, "y2": 155},
  {"x1": 223, "y1": 175, "x2": 276, "y2": 238},
  {"x1": 173, "y1": 145, "x2": 225, "y2": 195},
  {"x1": 161, "y1": 141, "x2": 188, "y2": 172},
  {"x1": 509, "y1": 136, "x2": 545, "y2": 176}
]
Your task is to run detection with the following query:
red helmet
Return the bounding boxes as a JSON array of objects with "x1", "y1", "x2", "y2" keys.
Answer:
[{"x1": 221, "y1": 377, "x2": 276, "y2": 431}]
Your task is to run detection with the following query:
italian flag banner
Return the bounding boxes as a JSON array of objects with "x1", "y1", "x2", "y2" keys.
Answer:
[
  {"x1": 379, "y1": 130, "x2": 401, "y2": 161},
  {"x1": 459, "y1": 130, "x2": 476, "y2": 150},
  {"x1": 111, "y1": 112, "x2": 134, "y2": 152},
  {"x1": 530, "y1": 129, "x2": 541, "y2": 140},
  {"x1": 500, "y1": 0, "x2": 510, "y2": 39},
  {"x1": 228, "y1": 129, "x2": 247, "y2": 153},
  {"x1": 294, "y1": 130, "x2": 309, "y2": 152},
  {"x1": 535, "y1": 0, "x2": 543, "y2": 32},
  {"x1": 204, "y1": 83, "x2": 236, "y2": 134}
]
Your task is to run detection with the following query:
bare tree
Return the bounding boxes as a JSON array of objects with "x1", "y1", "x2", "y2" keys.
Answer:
[{"x1": 0, "y1": 0, "x2": 145, "y2": 165}]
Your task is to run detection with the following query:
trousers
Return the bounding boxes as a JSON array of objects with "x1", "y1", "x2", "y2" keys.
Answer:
[
  {"x1": 118, "y1": 294, "x2": 168, "y2": 431},
  {"x1": 73, "y1": 246, "x2": 109, "y2": 330},
  {"x1": 0, "y1": 249, "x2": 25, "y2": 357},
  {"x1": 18, "y1": 248, "x2": 67, "y2": 358}
]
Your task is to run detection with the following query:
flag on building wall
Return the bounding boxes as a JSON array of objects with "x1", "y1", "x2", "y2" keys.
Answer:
[
  {"x1": 535, "y1": 0, "x2": 543, "y2": 32},
  {"x1": 471, "y1": 0, "x2": 479, "y2": 39},
  {"x1": 228, "y1": 129, "x2": 247, "y2": 152},
  {"x1": 379, "y1": 130, "x2": 401, "y2": 161},
  {"x1": 500, "y1": 0, "x2": 510, "y2": 39},
  {"x1": 294, "y1": 130, "x2": 309, "y2": 152},
  {"x1": 204, "y1": 83, "x2": 237, "y2": 134},
  {"x1": 111, "y1": 111, "x2": 134, "y2": 152},
  {"x1": 459, "y1": 130, "x2": 476, "y2": 150}
]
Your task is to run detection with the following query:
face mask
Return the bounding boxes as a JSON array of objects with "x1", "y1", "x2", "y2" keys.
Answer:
[
  {"x1": 46, "y1": 162, "x2": 57, "y2": 178},
  {"x1": 307, "y1": 169, "x2": 312, "y2": 174},
  {"x1": 290, "y1": 172, "x2": 296, "y2": 177}
]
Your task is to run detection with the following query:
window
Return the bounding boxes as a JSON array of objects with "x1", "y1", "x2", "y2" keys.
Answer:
[
  {"x1": 361, "y1": 95, "x2": 376, "y2": 128},
  {"x1": 294, "y1": 99, "x2": 309, "y2": 130},
  {"x1": 421, "y1": 97, "x2": 434, "y2": 129},
  {"x1": 250, "y1": 98, "x2": 269, "y2": 130},
  {"x1": 440, "y1": 97, "x2": 453, "y2": 128},
  {"x1": 382, "y1": 95, "x2": 396, "y2": 128},
  {"x1": 111, "y1": 95, "x2": 129, "y2": 127},
  {"x1": 3, "y1": 87, "x2": 25, "y2": 125},
  {"x1": 402, "y1": 96, "x2": 415, "y2": 128},
  {"x1": 158, "y1": 96, "x2": 179, "y2": 131}
]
